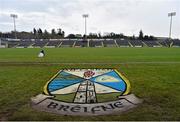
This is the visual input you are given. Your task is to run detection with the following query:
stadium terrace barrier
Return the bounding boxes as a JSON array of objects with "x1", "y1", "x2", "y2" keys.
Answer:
[{"x1": 0, "y1": 38, "x2": 179, "y2": 48}]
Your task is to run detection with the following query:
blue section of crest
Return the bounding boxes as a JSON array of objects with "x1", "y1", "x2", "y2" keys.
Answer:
[
  {"x1": 90, "y1": 71, "x2": 126, "y2": 92},
  {"x1": 48, "y1": 71, "x2": 84, "y2": 92}
]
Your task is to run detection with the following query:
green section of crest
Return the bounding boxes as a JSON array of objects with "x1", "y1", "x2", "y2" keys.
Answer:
[
  {"x1": 54, "y1": 93, "x2": 76, "y2": 103},
  {"x1": 96, "y1": 92, "x2": 122, "y2": 102}
]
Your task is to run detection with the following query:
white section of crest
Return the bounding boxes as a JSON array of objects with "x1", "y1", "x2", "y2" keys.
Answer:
[
  {"x1": 94, "y1": 83, "x2": 120, "y2": 94},
  {"x1": 64, "y1": 69, "x2": 113, "y2": 79},
  {"x1": 50, "y1": 83, "x2": 80, "y2": 95}
]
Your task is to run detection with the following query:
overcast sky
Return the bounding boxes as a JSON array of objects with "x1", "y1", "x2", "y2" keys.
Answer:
[{"x1": 0, "y1": 0, "x2": 179, "y2": 38}]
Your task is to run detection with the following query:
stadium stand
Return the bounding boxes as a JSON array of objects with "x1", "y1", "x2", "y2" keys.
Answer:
[
  {"x1": 16, "y1": 39, "x2": 34, "y2": 48},
  {"x1": 45, "y1": 41, "x2": 62, "y2": 48},
  {"x1": 1, "y1": 38, "x2": 179, "y2": 48},
  {"x1": 103, "y1": 39, "x2": 117, "y2": 47},
  {"x1": 32, "y1": 40, "x2": 48, "y2": 48},
  {"x1": 158, "y1": 39, "x2": 171, "y2": 47},
  {"x1": 17, "y1": 41, "x2": 34, "y2": 48},
  {"x1": 0, "y1": 39, "x2": 7, "y2": 48},
  {"x1": 60, "y1": 40, "x2": 75, "y2": 47},
  {"x1": 7, "y1": 41, "x2": 19, "y2": 48},
  {"x1": 128, "y1": 40, "x2": 143, "y2": 47},
  {"x1": 74, "y1": 40, "x2": 88, "y2": 47},
  {"x1": 89, "y1": 40, "x2": 103, "y2": 47},
  {"x1": 116, "y1": 39, "x2": 130, "y2": 47},
  {"x1": 143, "y1": 41, "x2": 161, "y2": 47},
  {"x1": 172, "y1": 39, "x2": 180, "y2": 47}
]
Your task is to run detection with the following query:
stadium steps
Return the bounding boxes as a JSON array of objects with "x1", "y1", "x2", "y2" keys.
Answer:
[
  {"x1": 27, "y1": 43, "x2": 35, "y2": 48},
  {"x1": 170, "y1": 42, "x2": 173, "y2": 47},
  {"x1": 128, "y1": 41, "x2": 133, "y2": 47},
  {"x1": 8, "y1": 44, "x2": 18, "y2": 48},
  {"x1": 15, "y1": 44, "x2": 21, "y2": 48},
  {"x1": 101, "y1": 41, "x2": 104, "y2": 47},
  {"x1": 58, "y1": 42, "x2": 62, "y2": 47},
  {"x1": 73, "y1": 41, "x2": 76, "y2": 47},
  {"x1": 157, "y1": 42, "x2": 162, "y2": 47},
  {"x1": 142, "y1": 42, "x2": 148, "y2": 47},
  {"x1": 87, "y1": 40, "x2": 90, "y2": 47},
  {"x1": 156, "y1": 42, "x2": 161, "y2": 47},
  {"x1": 114, "y1": 40, "x2": 119, "y2": 47},
  {"x1": 114, "y1": 40, "x2": 118, "y2": 47},
  {"x1": 45, "y1": 42, "x2": 49, "y2": 46}
]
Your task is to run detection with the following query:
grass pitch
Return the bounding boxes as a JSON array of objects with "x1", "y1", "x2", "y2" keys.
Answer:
[
  {"x1": 0, "y1": 48, "x2": 180, "y2": 121},
  {"x1": 0, "y1": 48, "x2": 180, "y2": 63}
]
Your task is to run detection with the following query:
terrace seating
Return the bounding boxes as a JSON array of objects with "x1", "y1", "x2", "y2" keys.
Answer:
[
  {"x1": 143, "y1": 41, "x2": 160, "y2": 47},
  {"x1": 1, "y1": 38, "x2": 179, "y2": 48},
  {"x1": 89, "y1": 40, "x2": 102, "y2": 47},
  {"x1": 60, "y1": 40, "x2": 75, "y2": 47},
  {"x1": 129, "y1": 40, "x2": 143, "y2": 47},
  {"x1": 17, "y1": 41, "x2": 34, "y2": 48},
  {"x1": 46, "y1": 41, "x2": 62, "y2": 48},
  {"x1": 103, "y1": 39, "x2": 117, "y2": 47},
  {"x1": 7, "y1": 41, "x2": 19, "y2": 48},
  {"x1": 172, "y1": 39, "x2": 180, "y2": 47},
  {"x1": 32, "y1": 41, "x2": 48, "y2": 48},
  {"x1": 0, "y1": 40, "x2": 7, "y2": 48},
  {"x1": 158, "y1": 39, "x2": 170, "y2": 47},
  {"x1": 22, "y1": 39, "x2": 32, "y2": 42},
  {"x1": 75, "y1": 40, "x2": 88, "y2": 47},
  {"x1": 116, "y1": 39, "x2": 130, "y2": 47}
]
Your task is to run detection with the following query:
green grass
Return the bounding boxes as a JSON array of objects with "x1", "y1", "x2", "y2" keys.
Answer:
[
  {"x1": 0, "y1": 47, "x2": 180, "y2": 121},
  {"x1": 0, "y1": 48, "x2": 180, "y2": 63}
]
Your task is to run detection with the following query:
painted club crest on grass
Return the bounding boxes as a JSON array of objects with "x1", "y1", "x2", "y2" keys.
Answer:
[{"x1": 31, "y1": 69, "x2": 142, "y2": 116}]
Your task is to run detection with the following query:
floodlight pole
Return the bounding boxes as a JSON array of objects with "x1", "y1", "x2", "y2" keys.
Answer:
[
  {"x1": 82, "y1": 14, "x2": 89, "y2": 39},
  {"x1": 10, "y1": 14, "x2": 18, "y2": 39},
  {"x1": 168, "y1": 12, "x2": 176, "y2": 39}
]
